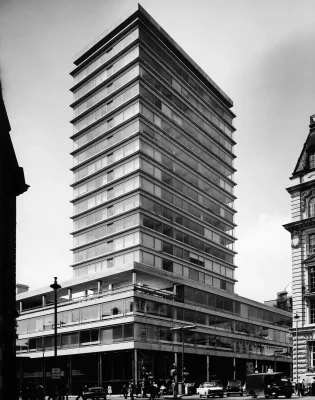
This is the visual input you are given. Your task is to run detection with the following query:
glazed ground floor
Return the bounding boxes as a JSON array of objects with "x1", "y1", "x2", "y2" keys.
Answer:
[{"x1": 18, "y1": 347, "x2": 292, "y2": 395}]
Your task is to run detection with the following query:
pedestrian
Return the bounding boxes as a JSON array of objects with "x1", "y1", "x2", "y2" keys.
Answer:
[
  {"x1": 107, "y1": 385, "x2": 113, "y2": 396},
  {"x1": 28, "y1": 384, "x2": 37, "y2": 400},
  {"x1": 20, "y1": 383, "x2": 29, "y2": 400},
  {"x1": 297, "y1": 379, "x2": 305, "y2": 397},
  {"x1": 153, "y1": 382, "x2": 159, "y2": 398},
  {"x1": 122, "y1": 384, "x2": 128, "y2": 399},
  {"x1": 37, "y1": 385, "x2": 45, "y2": 400},
  {"x1": 302, "y1": 379, "x2": 306, "y2": 396},
  {"x1": 159, "y1": 384, "x2": 166, "y2": 397},
  {"x1": 297, "y1": 380, "x2": 302, "y2": 397},
  {"x1": 47, "y1": 387, "x2": 54, "y2": 400},
  {"x1": 59, "y1": 382, "x2": 67, "y2": 400},
  {"x1": 76, "y1": 384, "x2": 88, "y2": 400},
  {"x1": 47, "y1": 385, "x2": 59, "y2": 400},
  {"x1": 312, "y1": 378, "x2": 315, "y2": 396},
  {"x1": 129, "y1": 381, "x2": 135, "y2": 400},
  {"x1": 172, "y1": 381, "x2": 177, "y2": 398},
  {"x1": 141, "y1": 380, "x2": 147, "y2": 398},
  {"x1": 148, "y1": 382, "x2": 155, "y2": 400}
]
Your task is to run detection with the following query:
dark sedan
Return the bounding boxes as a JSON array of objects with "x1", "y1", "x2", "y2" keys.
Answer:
[{"x1": 226, "y1": 380, "x2": 244, "y2": 396}]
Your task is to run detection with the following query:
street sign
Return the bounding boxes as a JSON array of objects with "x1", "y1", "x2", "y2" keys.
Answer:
[{"x1": 52, "y1": 368, "x2": 61, "y2": 379}]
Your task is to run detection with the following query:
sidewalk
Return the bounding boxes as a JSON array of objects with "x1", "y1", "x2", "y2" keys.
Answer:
[{"x1": 65, "y1": 396, "x2": 185, "y2": 400}]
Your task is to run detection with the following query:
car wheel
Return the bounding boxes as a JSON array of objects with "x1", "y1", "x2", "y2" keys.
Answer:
[
  {"x1": 264, "y1": 396, "x2": 270, "y2": 399},
  {"x1": 227, "y1": 394, "x2": 229, "y2": 397},
  {"x1": 220, "y1": 394, "x2": 223, "y2": 398},
  {"x1": 285, "y1": 395, "x2": 291, "y2": 399},
  {"x1": 240, "y1": 394, "x2": 243, "y2": 397},
  {"x1": 250, "y1": 391, "x2": 257, "y2": 398}
]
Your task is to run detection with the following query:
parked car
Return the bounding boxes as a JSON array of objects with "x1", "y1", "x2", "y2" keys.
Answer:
[
  {"x1": 83, "y1": 387, "x2": 107, "y2": 400},
  {"x1": 197, "y1": 381, "x2": 224, "y2": 398},
  {"x1": 185, "y1": 382, "x2": 197, "y2": 395},
  {"x1": 226, "y1": 380, "x2": 244, "y2": 396},
  {"x1": 246, "y1": 372, "x2": 292, "y2": 398}
]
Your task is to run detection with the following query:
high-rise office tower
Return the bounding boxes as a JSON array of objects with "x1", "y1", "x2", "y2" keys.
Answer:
[
  {"x1": 16, "y1": 5, "x2": 292, "y2": 392},
  {"x1": 70, "y1": 6, "x2": 236, "y2": 292}
]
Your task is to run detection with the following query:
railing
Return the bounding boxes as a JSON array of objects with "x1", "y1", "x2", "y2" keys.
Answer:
[{"x1": 19, "y1": 284, "x2": 179, "y2": 315}]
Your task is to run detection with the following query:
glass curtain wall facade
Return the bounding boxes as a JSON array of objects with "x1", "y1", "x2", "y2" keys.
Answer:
[{"x1": 70, "y1": 12, "x2": 237, "y2": 293}]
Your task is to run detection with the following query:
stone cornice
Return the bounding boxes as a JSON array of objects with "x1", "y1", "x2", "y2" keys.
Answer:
[
  {"x1": 283, "y1": 217, "x2": 315, "y2": 233},
  {"x1": 289, "y1": 326, "x2": 315, "y2": 340},
  {"x1": 286, "y1": 179, "x2": 315, "y2": 194}
]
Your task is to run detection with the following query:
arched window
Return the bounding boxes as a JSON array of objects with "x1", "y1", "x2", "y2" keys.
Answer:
[
  {"x1": 310, "y1": 150, "x2": 315, "y2": 169},
  {"x1": 309, "y1": 234, "x2": 315, "y2": 254},
  {"x1": 309, "y1": 198, "x2": 315, "y2": 218}
]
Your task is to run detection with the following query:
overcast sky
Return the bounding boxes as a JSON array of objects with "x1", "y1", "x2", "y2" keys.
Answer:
[{"x1": 1, "y1": 0, "x2": 315, "y2": 303}]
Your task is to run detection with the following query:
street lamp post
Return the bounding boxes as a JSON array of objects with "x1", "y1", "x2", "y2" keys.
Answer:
[
  {"x1": 50, "y1": 277, "x2": 61, "y2": 362},
  {"x1": 170, "y1": 325, "x2": 196, "y2": 394},
  {"x1": 294, "y1": 313, "x2": 300, "y2": 382}
]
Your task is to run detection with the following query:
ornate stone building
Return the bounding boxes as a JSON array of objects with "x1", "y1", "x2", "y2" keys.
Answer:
[{"x1": 284, "y1": 115, "x2": 315, "y2": 379}]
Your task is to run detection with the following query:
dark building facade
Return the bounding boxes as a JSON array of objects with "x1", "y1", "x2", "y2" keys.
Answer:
[
  {"x1": 16, "y1": 5, "x2": 292, "y2": 394},
  {"x1": 0, "y1": 82, "x2": 28, "y2": 399}
]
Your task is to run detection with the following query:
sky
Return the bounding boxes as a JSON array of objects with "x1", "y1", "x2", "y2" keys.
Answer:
[{"x1": 1, "y1": 0, "x2": 315, "y2": 303}]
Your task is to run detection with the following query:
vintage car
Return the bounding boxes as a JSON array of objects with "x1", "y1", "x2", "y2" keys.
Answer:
[
  {"x1": 197, "y1": 381, "x2": 224, "y2": 398},
  {"x1": 83, "y1": 386, "x2": 107, "y2": 400},
  {"x1": 226, "y1": 380, "x2": 244, "y2": 396},
  {"x1": 246, "y1": 373, "x2": 292, "y2": 399}
]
